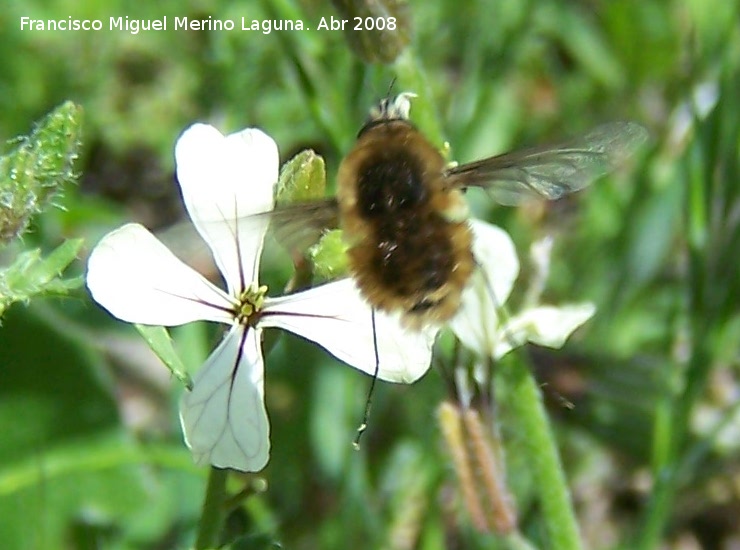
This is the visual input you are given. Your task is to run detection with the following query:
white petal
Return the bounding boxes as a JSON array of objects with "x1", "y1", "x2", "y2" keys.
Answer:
[
  {"x1": 87, "y1": 223, "x2": 234, "y2": 325},
  {"x1": 495, "y1": 303, "x2": 596, "y2": 358},
  {"x1": 448, "y1": 268, "x2": 502, "y2": 357},
  {"x1": 175, "y1": 124, "x2": 277, "y2": 224},
  {"x1": 470, "y1": 220, "x2": 519, "y2": 303},
  {"x1": 260, "y1": 279, "x2": 437, "y2": 383},
  {"x1": 448, "y1": 221, "x2": 519, "y2": 357},
  {"x1": 179, "y1": 326, "x2": 270, "y2": 472},
  {"x1": 175, "y1": 124, "x2": 279, "y2": 292}
]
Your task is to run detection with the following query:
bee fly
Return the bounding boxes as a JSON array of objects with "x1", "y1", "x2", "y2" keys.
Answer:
[
  {"x1": 276, "y1": 93, "x2": 648, "y2": 329},
  {"x1": 337, "y1": 93, "x2": 474, "y2": 328}
]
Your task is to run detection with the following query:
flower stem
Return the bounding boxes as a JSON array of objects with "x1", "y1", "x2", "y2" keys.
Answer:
[
  {"x1": 195, "y1": 466, "x2": 229, "y2": 549},
  {"x1": 499, "y1": 356, "x2": 584, "y2": 550}
]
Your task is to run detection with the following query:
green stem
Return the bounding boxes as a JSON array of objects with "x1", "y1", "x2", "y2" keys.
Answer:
[
  {"x1": 195, "y1": 467, "x2": 229, "y2": 549},
  {"x1": 500, "y1": 357, "x2": 584, "y2": 550}
]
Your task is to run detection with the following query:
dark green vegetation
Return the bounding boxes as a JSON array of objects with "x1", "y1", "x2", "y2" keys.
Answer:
[{"x1": 1, "y1": 0, "x2": 738, "y2": 548}]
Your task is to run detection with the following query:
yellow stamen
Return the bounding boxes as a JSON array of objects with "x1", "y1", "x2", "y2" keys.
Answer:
[{"x1": 235, "y1": 283, "x2": 268, "y2": 325}]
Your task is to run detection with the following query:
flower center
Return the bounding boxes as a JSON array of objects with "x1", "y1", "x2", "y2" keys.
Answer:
[{"x1": 235, "y1": 283, "x2": 268, "y2": 326}]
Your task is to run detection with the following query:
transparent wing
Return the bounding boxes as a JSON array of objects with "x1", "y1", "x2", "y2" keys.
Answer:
[
  {"x1": 445, "y1": 122, "x2": 649, "y2": 205},
  {"x1": 158, "y1": 197, "x2": 339, "y2": 269},
  {"x1": 269, "y1": 197, "x2": 340, "y2": 254}
]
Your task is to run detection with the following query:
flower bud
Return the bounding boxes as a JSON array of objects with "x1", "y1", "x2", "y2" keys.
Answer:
[
  {"x1": 331, "y1": 0, "x2": 411, "y2": 64},
  {"x1": 0, "y1": 101, "x2": 82, "y2": 242},
  {"x1": 276, "y1": 149, "x2": 326, "y2": 205}
]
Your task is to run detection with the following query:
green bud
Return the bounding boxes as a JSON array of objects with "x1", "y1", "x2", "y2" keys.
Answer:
[
  {"x1": 331, "y1": 0, "x2": 411, "y2": 64},
  {"x1": 309, "y1": 229, "x2": 349, "y2": 280},
  {"x1": 276, "y1": 149, "x2": 327, "y2": 206},
  {"x1": 0, "y1": 101, "x2": 83, "y2": 243}
]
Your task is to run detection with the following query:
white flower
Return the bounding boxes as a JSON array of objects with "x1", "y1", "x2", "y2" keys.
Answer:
[
  {"x1": 449, "y1": 220, "x2": 596, "y2": 359},
  {"x1": 86, "y1": 124, "x2": 436, "y2": 472}
]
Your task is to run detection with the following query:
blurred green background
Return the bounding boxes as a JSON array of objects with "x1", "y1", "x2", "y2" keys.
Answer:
[{"x1": 1, "y1": 0, "x2": 739, "y2": 548}]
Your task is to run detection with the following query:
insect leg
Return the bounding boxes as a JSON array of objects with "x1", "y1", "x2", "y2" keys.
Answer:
[{"x1": 353, "y1": 306, "x2": 380, "y2": 450}]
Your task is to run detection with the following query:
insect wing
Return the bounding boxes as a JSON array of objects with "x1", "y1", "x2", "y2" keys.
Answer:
[
  {"x1": 446, "y1": 122, "x2": 649, "y2": 205},
  {"x1": 269, "y1": 198, "x2": 340, "y2": 254},
  {"x1": 158, "y1": 197, "x2": 339, "y2": 269}
]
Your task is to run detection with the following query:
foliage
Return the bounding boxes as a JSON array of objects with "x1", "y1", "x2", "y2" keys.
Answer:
[{"x1": 1, "y1": 0, "x2": 739, "y2": 548}]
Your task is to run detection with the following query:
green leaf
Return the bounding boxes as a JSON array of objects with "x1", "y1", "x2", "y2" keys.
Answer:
[
  {"x1": 0, "y1": 303, "x2": 201, "y2": 549},
  {"x1": 0, "y1": 430, "x2": 199, "y2": 549},
  {"x1": 134, "y1": 324, "x2": 193, "y2": 390},
  {"x1": 0, "y1": 304, "x2": 121, "y2": 465},
  {"x1": 0, "y1": 305, "x2": 137, "y2": 548},
  {"x1": 0, "y1": 433, "x2": 148, "y2": 550},
  {"x1": 542, "y1": 7, "x2": 624, "y2": 88},
  {"x1": 0, "y1": 238, "x2": 84, "y2": 316}
]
